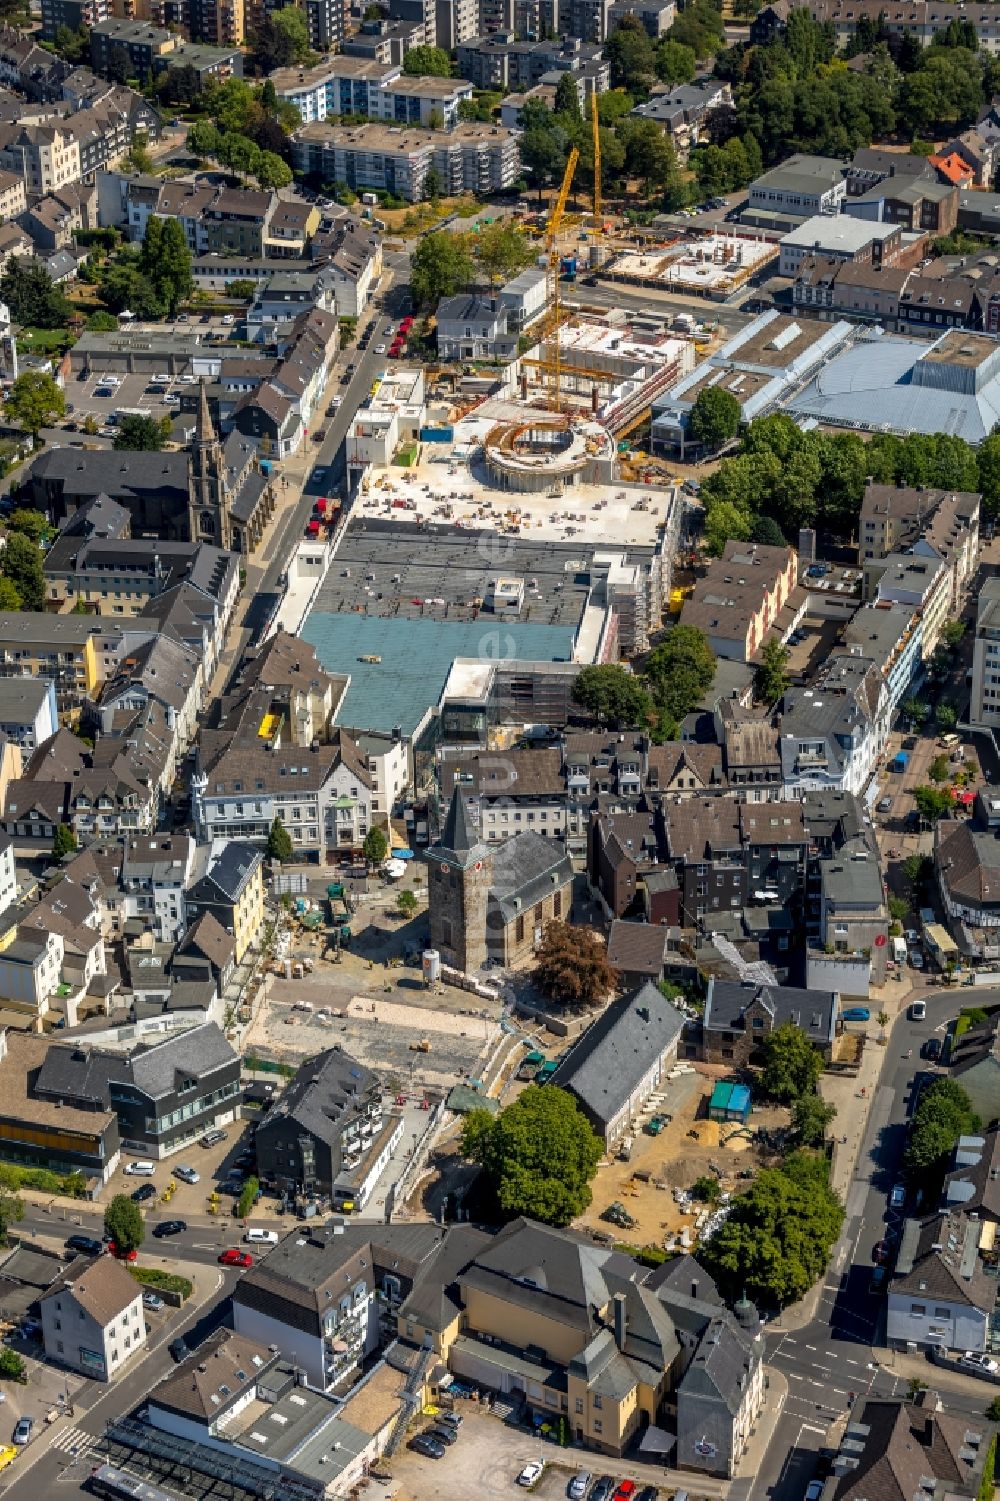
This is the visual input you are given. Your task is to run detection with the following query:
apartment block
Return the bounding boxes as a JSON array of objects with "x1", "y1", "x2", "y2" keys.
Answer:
[{"x1": 291, "y1": 121, "x2": 518, "y2": 201}]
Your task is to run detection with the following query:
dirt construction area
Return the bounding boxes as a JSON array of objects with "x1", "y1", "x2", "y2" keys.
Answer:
[{"x1": 576, "y1": 1068, "x2": 790, "y2": 1253}]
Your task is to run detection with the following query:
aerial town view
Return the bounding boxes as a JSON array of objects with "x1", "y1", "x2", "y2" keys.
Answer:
[{"x1": 4, "y1": 0, "x2": 1000, "y2": 1500}]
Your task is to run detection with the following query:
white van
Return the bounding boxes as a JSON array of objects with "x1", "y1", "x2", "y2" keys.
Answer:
[
  {"x1": 891, "y1": 935, "x2": 907, "y2": 965},
  {"x1": 244, "y1": 1228, "x2": 279, "y2": 1245},
  {"x1": 124, "y1": 1160, "x2": 155, "y2": 1176}
]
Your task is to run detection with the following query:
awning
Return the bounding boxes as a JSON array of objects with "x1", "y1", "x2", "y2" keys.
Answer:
[{"x1": 639, "y1": 1427, "x2": 676, "y2": 1455}]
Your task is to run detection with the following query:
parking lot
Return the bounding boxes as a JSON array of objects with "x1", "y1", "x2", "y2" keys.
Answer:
[
  {"x1": 67, "y1": 370, "x2": 188, "y2": 434},
  {"x1": 388, "y1": 1407, "x2": 681, "y2": 1501},
  {"x1": 101, "y1": 1119, "x2": 259, "y2": 1226}
]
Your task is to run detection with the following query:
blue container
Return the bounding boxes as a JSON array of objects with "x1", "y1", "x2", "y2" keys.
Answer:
[{"x1": 419, "y1": 426, "x2": 454, "y2": 443}]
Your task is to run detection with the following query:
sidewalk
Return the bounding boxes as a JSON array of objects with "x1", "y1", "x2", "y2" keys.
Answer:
[
  {"x1": 736, "y1": 1367, "x2": 788, "y2": 1481},
  {"x1": 873, "y1": 1346, "x2": 998, "y2": 1407}
]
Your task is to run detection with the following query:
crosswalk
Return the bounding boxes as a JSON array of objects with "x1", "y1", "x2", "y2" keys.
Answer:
[{"x1": 50, "y1": 1425, "x2": 96, "y2": 1458}]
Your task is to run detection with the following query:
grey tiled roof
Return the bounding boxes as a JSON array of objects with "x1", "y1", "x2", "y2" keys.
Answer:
[{"x1": 550, "y1": 983, "x2": 685, "y2": 1132}]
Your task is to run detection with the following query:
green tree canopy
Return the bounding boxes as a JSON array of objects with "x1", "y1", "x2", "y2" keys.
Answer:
[
  {"x1": 403, "y1": 44, "x2": 452, "y2": 75},
  {"x1": 791, "y1": 1093, "x2": 837, "y2": 1148},
  {"x1": 571, "y1": 663, "x2": 651, "y2": 727},
  {"x1": 474, "y1": 221, "x2": 535, "y2": 286},
  {"x1": 5, "y1": 371, "x2": 65, "y2": 445},
  {"x1": 411, "y1": 230, "x2": 474, "y2": 308},
  {"x1": 363, "y1": 826, "x2": 389, "y2": 866},
  {"x1": 267, "y1": 817, "x2": 293, "y2": 863},
  {"x1": 104, "y1": 1193, "x2": 144, "y2": 1254},
  {"x1": 114, "y1": 413, "x2": 167, "y2": 451},
  {"x1": 645, "y1": 625, "x2": 716, "y2": 736},
  {"x1": 461, "y1": 1085, "x2": 603, "y2": 1226},
  {"x1": 756, "y1": 638, "x2": 791, "y2": 704},
  {"x1": 2, "y1": 532, "x2": 45, "y2": 611},
  {"x1": 6, "y1": 508, "x2": 49, "y2": 543},
  {"x1": 52, "y1": 823, "x2": 77, "y2": 860},
  {"x1": 760, "y1": 1022, "x2": 824, "y2": 1102},
  {"x1": 699, "y1": 1151, "x2": 844, "y2": 1307},
  {"x1": 533, "y1": 921, "x2": 618, "y2": 1009},
  {"x1": 689, "y1": 385, "x2": 741, "y2": 451},
  {"x1": 397, "y1": 887, "x2": 418, "y2": 918},
  {"x1": 905, "y1": 1077, "x2": 978, "y2": 1177},
  {"x1": 607, "y1": 17, "x2": 657, "y2": 94},
  {"x1": 0, "y1": 260, "x2": 71, "y2": 329},
  {"x1": 913, "y1": 785, "x2": 955, "y2": 822}
]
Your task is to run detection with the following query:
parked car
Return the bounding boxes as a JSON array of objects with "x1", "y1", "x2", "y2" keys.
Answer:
[
  {"x1": 124, "y1": 1161, "x2": 155, "y2": 1176},
  {"x1": 636, "y1": 1489, "x2": 659, "y2": 1501},
  {"x1": 218, "y1": 1248, "x2": 253, "y2": 1268},
  {"x1": 153, "y1": 1219, "x2": 187, "y2": 1238},
  {"x1": 922, "y1": 1038, "x2": 942, "y2": 1061},
  {"x1": 872, "y1": 1239, "x2": 891, "y2": 1264},
  {"x1": 842, "y1": 1007, "x2": 870, "y2": 1022},
  {"x1": 173, "y1": 1165, "x2": 200, "y2": 1185},
  {"x1": 877, "y1": 796, "x2": 893, "y2": 812},
  {"x1": 435, "y1": 1411, "x2": 462, "y2": 1430},
  {"x1": 131, "y1": 1184, "x2": 156, "y2": 1204},
  {"x1": 960, "y1": 1352, "x2": 1000, "y2": 1373},
  {"x1": 805, "y1": 1483, "x2": 824, "y2": 1501},
  {"x1": 427, "y1": 1425, "x2": 458, "y2": 1447},
  {"x1": 518, "y1": 1460, "x2": 545, "y2": 1487},
  {"x1": 870, "y1": 1265, "x2": 886, "y2": 1293},
  {"x1": 200, "y1": 1130, "x2": 226, "y2": 1148},
  {"x1": 168, "y1": 1337, "x2": 189, "y2": 1363},
  {"x1": 612, "y1": 1483, "x2": 636, "y2": 1501},
  {"x1": 65, "y1": 1234, "x2": 102, "y2": 1256},
  {"x1": 589, "y1": 1479, "x2": 615, "y2": 1501},
  {"x1": 12, "y1": 1419, "x2": 31, "y2": 1446},
  {"x1": 107, "y1": 1244, "x2": 138, "y2": 1262},
  {"x1": 890, "y1": 1184, "x2": 906, "y2": 1208},
  {"x1": 142, "y1": 1292, "x2": 165, "y2": 1311},
  {"x1": 570, "y1": 1474, "x2": 592, "y2": 1500},
  {"x1": 409, "y1": 1433, "x2": 445, "y2": 1459}
]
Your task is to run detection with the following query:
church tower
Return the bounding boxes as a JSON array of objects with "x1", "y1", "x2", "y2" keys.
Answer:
[
  {"x1": 428, "y1": 787, "x2": 494, "y2": 974},
  {"x1": 189, "y1": 378, "x2": 231, "y2": 549}
]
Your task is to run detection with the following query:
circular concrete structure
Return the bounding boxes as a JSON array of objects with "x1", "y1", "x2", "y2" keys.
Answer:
[{"x1": 483, "y1": 416, "x2": 615, "y2": 492}]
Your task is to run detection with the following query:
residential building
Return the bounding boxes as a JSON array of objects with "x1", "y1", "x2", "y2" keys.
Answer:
[
  {"x1": 313, "y1": 217, "x2": 382, "y2": 317},
  {"x1": 41, "y1": 0, "x2": 109, "y2": 37},
  {"x1": 702, "y1": 978, "x2": 838, "y2": 1065},
  {"x1": 270, "y1": 57, "x2": 397, "y2": 124},
  {"x1": 436, "y1": 293, "x2": 517, "y2": 361},
  {"x1": 779, "y1": 654, "x2": 888, "y2": 797},
  {"x1": 454, "y1": 33, "x2": 607, "y2": 92},
  {"x1": 970, "y1": 579, "x2": 1000, "y2": 732},
  {"x1": 0, "y1": 122, "x2": 80, "y2": 196},
  {"x1": 628, "y1": 77, "x2": 730, "y2": 159},
  {"x1": 607, "y1": 0, "x2": 674, "y2": 34},
  {"x1": 89, "y1": 18, "x2": 176, "y2": 78},
  {"x1": 0, "y1": 1031, "x2": 119, "y2": 1182},
  {"x1": 662, "y1": 795, "x2": 746, "y2": 925},
  {"x1": 827, "y1": 1394, "x2": 989, "y2": 1501},
  {"x1": 188, "y1": 0, "x2": 244, "y2": 45},
  {"x1": 40, "y1": 1253, "x2": 146, "y2": 1380},
  {"x1": 867, "y1": 549, "x2": 951, "y2": 660},
  {"x1": 745, "y1": 153, "x2": 846, "y2": 223},
  {"x1": 427, "y1": 786, "x2": 574, "y2": 972},
  {"x1": 34, "y1": 1021, "x2": 241, "y2": 1159},
  {"x1": 0, "y1": 612, "x2": 103, "y2": 711},
  {"x1": 680, "y1": 540, "x2": 798, "y2": 663},
  {"x1": 943, "y1": 1127, "x2": 1000, "y2": 1220},
  {"x1": 439, "y1": 747, "x2": 566, "y2": 843},
  {"x1": 291, "y1": 121, "x2": 519, "y2": 202},
  {"x1": 587, "y1": 807, "x2": 670, "y2": 920},
  {"x1": 842, "y1": 603, "x2": 923, "y2": 724},
  {"x1": 779, "y1": 214, "x2": 906, "y2": 279},
  {"x1": 549, "y1": 982, "x2": 685, "y2": 1144},
  {"x1": 254, "y1": 1046, "x2": 393, "y2": 1211},
  {"x1": 0, "y1": 169, "x2": 25, "y2": 222},
  {"x1": 0, "y1": 680, "x2": 57, "y2": 752},
  {"x1": 120, "y1": 835, "x2": 195, "y2": 944},
  {"x1": 184, "y1": 840, "x2": 264, "y2": 965},
  {"x1": 817, "y1": 835, "x2": 889, "y2": 979},
  {"x1": 950, "y1": 1009, "x2": 1000, "y2": 1118},
  {"x1": 887, "y1": 1212, "x2": 993, "y2": 1352}
]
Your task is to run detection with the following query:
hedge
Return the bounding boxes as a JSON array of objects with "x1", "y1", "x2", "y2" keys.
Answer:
[
  {"x1": 0, "y1": 1163, "x2": 86, "y2": 1197},
  {"x1": 130, "y1": 1267, "x2": 193, "y2": 1298}
]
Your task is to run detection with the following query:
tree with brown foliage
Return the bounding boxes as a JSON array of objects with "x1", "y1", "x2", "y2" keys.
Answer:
[{"x1": 533, "y1": 922, "x2": 618, "y2": 1009}]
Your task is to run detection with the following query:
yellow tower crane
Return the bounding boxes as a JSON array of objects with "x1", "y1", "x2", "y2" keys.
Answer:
[
  {"x1": 546, "y1": 144, "x2": 579, "y2": 415},
  {"x1": 591, "y1": 91, "x2": 602, "y2": 243}
]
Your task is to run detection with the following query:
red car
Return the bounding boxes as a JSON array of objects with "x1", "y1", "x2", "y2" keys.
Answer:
[
  {"x1": 612, "y1": 1484, "x2": 636, "y2": 1501},
  {"x1": 106, "y1": 1243, "x2": 139, "y2": 1262},
  {"x1": 219, "y1": 1248, "x2": 253, "y2": 1268}
]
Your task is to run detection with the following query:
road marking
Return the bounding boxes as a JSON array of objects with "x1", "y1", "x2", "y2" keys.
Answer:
[
  {"x1": 50, "y1": 1426, "x2": 95, "y2": 1456},
  {"x1": 845, "y1": 1359, "x2": 859, "y2": 1366},
  {"x1": 805, "y1": 1344, "x2": 817, "y2": 1351},
  {"x1": 789, "y1": 1373, "x2": 804, "y2": 1381}
]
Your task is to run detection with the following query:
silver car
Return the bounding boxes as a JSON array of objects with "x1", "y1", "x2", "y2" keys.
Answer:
[{"x1": 570, "y1": 1475, "x2": 592, "y2": 1500}]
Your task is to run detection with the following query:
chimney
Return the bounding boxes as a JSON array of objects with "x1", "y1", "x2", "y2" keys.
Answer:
[
  {"x1": 613, "y1": 1292, "x2": 627, "y2": 1350},
  {"x1": 691, "y1": 1279, "x2": 699, "y2": 1299}
]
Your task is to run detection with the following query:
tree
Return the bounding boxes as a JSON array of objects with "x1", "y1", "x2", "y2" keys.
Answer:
[
  {"x1": 645, "y1": 625, "x2": 716, "y2": 736},
  {"x1": 363, "y1": 826, "x2": 389, "y2": 867},
  {"x1": 760, "y1": 1022, "x2": 824, "y2": 1102},
  {"x1": 0, "y1": 1348, "x2": 25, "y2": 1383},
  {"x1": 756, "y1": 638, "x2": 790, "y2": 704},
  {"x1": 86, "y1": 310, "x2": 119, "y2": 332},
  {"x1": 267, "y1": 816, "x2": 293, "y2": 863},
  {"x1": 1, "y1": 533, "x2": 45, "y2": 612},
  {"x1": 402, "y1": 45, "x2": 452, "y2": 75},
  {"x1": 0, "y1": 578, "x2": 20, "y2": 611},
  {"x1": 935, "y1": 701, "x2": 958, "y2": 732},
  {"x1": 411, "y1": 230, "x2": 474, "y2": 309},
  {"x1": 253, "y1": 5, "x2": 311, "y2": 66},
  {"x1": 397, "y1": 888, "x2": 418, "y2": 919},
  {"x1": 520, "y1": 124, "x2": 567, "y2": 201},
  {"x1": 913, "y1": 785, "x2": 954, "y2": 822},
  {"x1": 237, "y1": 1176, "x2": 260, "y2": 1219},
  {"x1": 941, "y1": 619, "x2": 965, "y2": 650},
  {"x1": 114, "y1": 413, "x2": 167, "y2": 451},
  {"x1": 127, "y1": 129, "x2": 154, "y2": 175},
  {"x1": 461, "y1": 1085, "x2": 603, "y2": 1226},
  {"x1": 0, "y1": 261, "x2": 71, "y2": 329},
  {"x1": 902, "y1": 695, "x2": 929, "y2": 725},
  {"x1": 424, "y1": 166, "x2": 442, "y2": 202},
  {"x1": 691, "y1": 1174, "x2": 722, "y2": 1203},
  {"x1": 704, "y1": 499, "x2": 753, "y2": 556},
  {"x1": 140, "y1": 216, "x2": 192, "y2": 317},
  {"x1": 929, "y1": 753, "x2": 950, "y2": 784},
  {"x1": 986, "y1": 1396, "x2": 1000, "y2": 1422},
  {"x1": 572, "y1": 663, "x2": 651, "y2": 727},
  {"x1": 902, "y1": 853, "x2": 930, "y2": 897},
  {"x1": 607, "y1": 17, "x2": 656, "y2": 94},
  {"x1": 0, "y1": 1189, "x2": 23, "y2": 1247},
  {"x1": 699, "y1": 1152, "x2": 843, "y2": 1307},
  {"x1": 554, "y1": 71, "x2": 582, "y2": 117},
  {"x1": 187, "y1": 118, "x2": 222, "y2": 157},
  {"x1": 792, "y1": 1093, "x2": 837, "y2": 1148},
  {"x1": 475, "y1": 222, "x2": 534, "y2": 287},
  {"x1": 888, "y1": 895, "x2": 909, "y2": 923},
  {"x1": 256, "y1": 150, "x2": 293, "y2": 189},
  {"x1": 104, "y1": 1193, "x2": 144, "y2": 1255},
  {"x1": 904, "y1": 1076, "x2": 978, "y2": 1177},
  {"x1": 533, "y1": 922, "x2": 617, "y2": 1009},
  {"x1": 6, "y1": 508, "x2": 49, "y2": 544},
  {"x1": 52, "y1": 823, "x2": 77, "y2": 860},
  {"x1": 656, "y1": 37, "x2": 696, "y2": 84},
  {"x1": 751, "y1": 515, "x2": 787, "y2": 547},
  {"x1": 5, "y1": 371, "x2": 64, "y2": 447},
  {"x1": 689, "y1": 385, "x2": 741, "y2": 451}
]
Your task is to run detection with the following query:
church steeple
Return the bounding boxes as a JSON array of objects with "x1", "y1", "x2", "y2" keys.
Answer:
[{"x1": 195, "y1": 376, "x2": 216, "y2": 446}]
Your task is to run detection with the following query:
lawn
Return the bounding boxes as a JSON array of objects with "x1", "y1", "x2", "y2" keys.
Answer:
[{"x1": 16, "y1": 327, "x2": 70, "y2": 356}]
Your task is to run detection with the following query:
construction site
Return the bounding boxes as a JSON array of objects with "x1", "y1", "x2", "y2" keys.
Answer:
[{"x1": 602, "y1": 232, "x2": 777, "y2": 300}]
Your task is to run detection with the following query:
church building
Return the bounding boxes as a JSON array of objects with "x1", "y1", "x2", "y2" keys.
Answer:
[{"x1": 427, "y1": 787, "x2": 574, "y2": 973}]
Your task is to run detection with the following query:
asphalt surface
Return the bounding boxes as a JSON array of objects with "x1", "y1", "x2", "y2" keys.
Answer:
[{"x1": 754, "y1": 990, "x2": 999, "y2": 1501}]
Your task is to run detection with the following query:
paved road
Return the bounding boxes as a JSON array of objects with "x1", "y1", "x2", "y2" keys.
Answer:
[{"x1": 754, "y1": 991, "x2": 996, "y2": 1501}]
